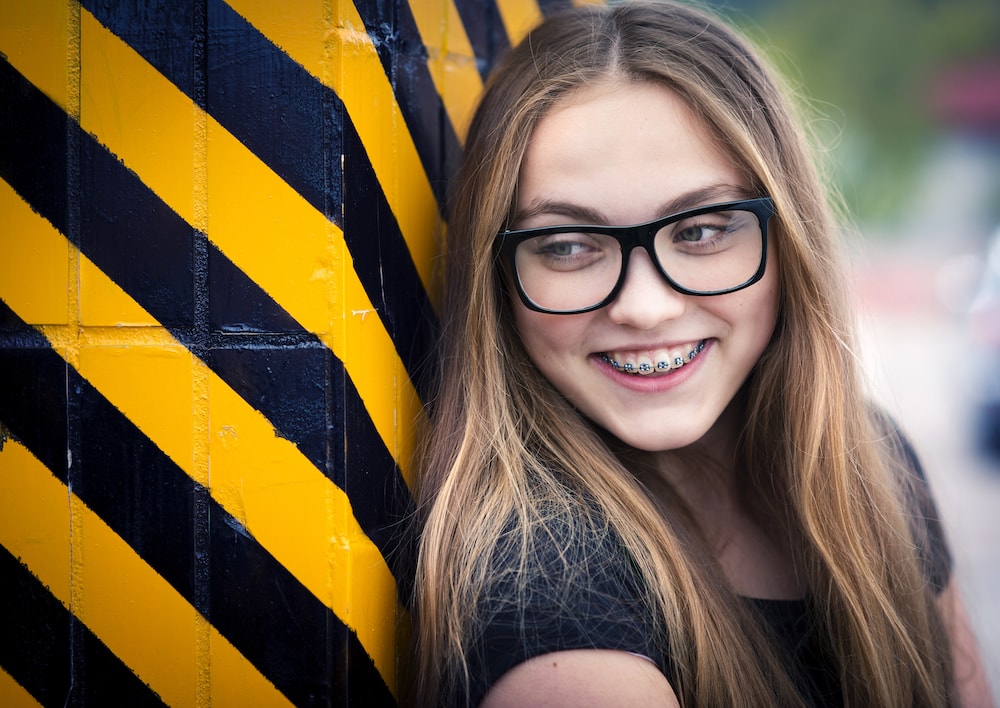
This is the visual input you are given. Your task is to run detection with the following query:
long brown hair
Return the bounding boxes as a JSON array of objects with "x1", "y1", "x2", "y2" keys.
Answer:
[{"x1": 412, "y1": 3, "x2": 952, "y2": 706}]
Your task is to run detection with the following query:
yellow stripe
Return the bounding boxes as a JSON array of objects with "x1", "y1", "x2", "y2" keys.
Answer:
[
  {"x1": 0, "y1": 440, "x2": 71, "y2": 608},
  {"x1": 73, "y1": 7, "x2": 418, "y2": 486},
  {"x1": 495, "y1": 0, "x2": 543, "y2": 45},
  {"x1": 404, "y1": 0, "x2": 484, "y2": 140},
  {"x1": 496, "y1": 0, "x2": 606, "y2": 46},
  {"x1": 203, "y1": 119, "x2": 419, "y2": 489},
  {"x1": 0, "y1": 439, "x2": 292, "y2": 707},
  {"x1": 0, "y1": 179, "x2": 403, "y2": 697},
  {"x1": 81, "y1": 255, "x2": 160, "y2": 326},
  {"x1": 224, "y1": 0, "x2": 439, "y2": 298},
  {"x1": 0, "y1": 1, "x2": 74, "y2": 114},
  {"x1": 205, "y1": 372, "x2": 403, "y2": 693},
  {"x1": 78, "y1": 9, "x2": 202, "y2": 233},
  {"x1": 0, "y1": 173, "x2": 69, "y2": 325},
  {"x1": 0, "y1": 667, "x2": 43, "y2": 708}
]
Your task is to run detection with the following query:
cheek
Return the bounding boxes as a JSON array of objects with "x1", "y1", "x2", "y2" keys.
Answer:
[
  {"x1": 712, "y1": 271, "x2": 780, "y2": 358},
  {"x1": 513, "y1": 308, "x2": 556, "y2": 360},
  {"x1": 746, "y1": 278, "x2": 781, "y2": 354},
  {"x1": 513, "y1": 306, "x2": 588, "y2": 365}
]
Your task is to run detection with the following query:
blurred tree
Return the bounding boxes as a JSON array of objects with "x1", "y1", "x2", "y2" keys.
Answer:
[{"x1": 723, "y1": 0, "x2": 1000, "y2": 223}]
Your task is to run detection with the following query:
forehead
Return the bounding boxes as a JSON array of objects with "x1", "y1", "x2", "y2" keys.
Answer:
[{"x1": 517, "y1": 80, "x2": 747, "y2": 224}]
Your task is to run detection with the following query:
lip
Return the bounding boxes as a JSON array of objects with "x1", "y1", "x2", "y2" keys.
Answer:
[{"x1": 592, "y1": 339, "x2": 712, "y2": 392}]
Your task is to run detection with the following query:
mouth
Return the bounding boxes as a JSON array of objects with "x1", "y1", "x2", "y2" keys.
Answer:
[{"x1": 599, "y1": 340, "x2": 706, "y2": 376}]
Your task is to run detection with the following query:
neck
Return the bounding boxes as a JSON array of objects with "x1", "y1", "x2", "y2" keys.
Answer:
[
  {"x1": 638, "y1": 399, "x2": 804, "y2": 599},
  {"x1": 649, "y1": 395, "x2": 744, "y2": 509}
]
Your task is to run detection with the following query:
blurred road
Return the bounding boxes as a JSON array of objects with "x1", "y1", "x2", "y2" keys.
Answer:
[{"x1": 857, "y1": 245, "x2": 1000, "y2": 696}]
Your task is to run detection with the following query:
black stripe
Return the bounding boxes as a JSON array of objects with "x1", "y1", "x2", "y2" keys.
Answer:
[
  {"x1": 0, "y1": 304, "x2": 197, "y2": 607},
  {"x1": 0, "y1": 63, "x2": 69, "y2": 246},
  {"x1": 80, "y1": 129, "x2": 196, "y2": 328},
  {"x1": 342, "y1": 371, "x2": 418, "y2": 602},
  {"x1": 451, "y1": 0, "x2": 511, "y2": 79},
  {"x1": 342, "y1": 118, "x2": 439, "y2": 402},
  {"x1": 206, "y1": 343, "x2": 416, "y2": 588},
  {"x1": 0, "y1": 58, "x2": 193, "y2": 328},
  {"x1": 204, "y1": 0, "x2": 336, "y2": 218},
  {"x1": 0, "y1": 546, "x2": 167, "y2": 707},
  {"x1": 537, "y1": 0, "x2": 576, "y2": 16},
  {"x1": 207, "y1": 249, "x2": 300, "y2": 334},
  {"x1": 82, "y1": 1, "x2": 330, "y2": 212},
  {"x1": 203, "y1": 0, "x2": 437, "y2": 393},
  {"x1": 0, "y1": 58, "x2": 414, "y2": 577},
  {"x1": 209, "y1": 507, "x2": 397, "y2": 707},
  {"x1": 83, "y1": 2, "x2": 201, "y2": 101},
  {"x1": 0, "y1": 303, "x2": 396, "y2": 706},
  {"x1": 355, "y1": 1, "x2": 462, "y2": 206},
  {"x1": 82, "y1": 0, "x2": 438, "y2": 385},
  {"x1": 71, "y1": 362, "x2": 200, "y2": 602},
  {"x1": 0, "y1": 320, "x2": 68, "y2": 480}
]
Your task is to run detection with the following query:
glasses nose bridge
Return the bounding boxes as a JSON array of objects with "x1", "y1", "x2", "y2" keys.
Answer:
[
  {"x1": 616, "y1": 221, "x2": 665, "y2": 277},
  {"x1": 617, "y1": 220, "x2": 659, "y2": 256}
]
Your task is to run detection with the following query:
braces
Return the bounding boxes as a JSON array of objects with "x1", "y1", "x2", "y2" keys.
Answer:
[{"x1": 601, "y1": 341, "x2": 705, "y2": 375}]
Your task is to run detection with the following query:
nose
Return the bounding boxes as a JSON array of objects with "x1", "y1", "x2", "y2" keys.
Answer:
[{"x1": 605, "y1": 248, "x2": 687, "y2": 329}]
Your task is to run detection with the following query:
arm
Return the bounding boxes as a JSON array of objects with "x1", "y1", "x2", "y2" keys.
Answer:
[
  {"x1": 480, "y1": 650, "x2": 680, "y2": 708},
  {"x1": 937, "y1": 580, "x2": 996, "y2": 708}
]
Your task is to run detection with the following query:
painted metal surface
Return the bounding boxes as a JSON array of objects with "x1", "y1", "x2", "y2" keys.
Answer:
[{"x1": 0, "y1": 0, "x2": 599, "y2": 704}]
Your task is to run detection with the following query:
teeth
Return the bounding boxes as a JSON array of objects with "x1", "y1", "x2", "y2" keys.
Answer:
[{"x1": 602, "y1": 341, "x2": 705, "y2": 376}]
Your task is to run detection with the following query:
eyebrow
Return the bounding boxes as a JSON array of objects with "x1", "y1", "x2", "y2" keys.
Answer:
[
  {"x1": 513, "y1": 182, "x2": 755, "y2": 227},
  {"x1": 655, "y1": 183, "x2": 756, "y2": 219},
  {"x1": 512, "y1": 200, "x2": 606, "y2": 226}
]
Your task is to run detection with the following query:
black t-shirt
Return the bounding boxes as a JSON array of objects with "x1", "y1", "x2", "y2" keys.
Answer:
[{"x1": 458, "y1": 431, "x2": 951, "y2": 707}]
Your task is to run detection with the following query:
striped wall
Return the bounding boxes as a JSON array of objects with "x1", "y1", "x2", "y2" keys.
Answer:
[{"x1": 0, "y1": 1, "x2": 595, "y2": 704}]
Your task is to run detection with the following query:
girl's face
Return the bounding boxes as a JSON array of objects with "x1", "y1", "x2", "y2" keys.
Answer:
[{"x1": 510, "y1": 81, "x2": 780, "y2": 454}]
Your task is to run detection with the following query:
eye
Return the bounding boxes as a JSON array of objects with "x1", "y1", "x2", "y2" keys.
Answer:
[
  {"x1": 668, "y1": 212, "x2": 744, "y2": 253},
  {"x1": 675, "y1": 224, "x2": 723, "y2": 243},
  {"x1": 520, "y1": 232, "x2": 612, "y2": 272},
  {"x1": 539, "y1": 238, "x2": 593, "y2": 257}
]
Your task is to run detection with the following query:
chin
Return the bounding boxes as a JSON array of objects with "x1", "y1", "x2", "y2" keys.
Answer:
[{"x1": 603, "y1": 422, "x2": 708, "y2": 454}]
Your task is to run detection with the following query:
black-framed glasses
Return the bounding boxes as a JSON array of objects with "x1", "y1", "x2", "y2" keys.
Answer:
[{"x1": 496, "y1": 197, "x2": 775, "y2": 315}]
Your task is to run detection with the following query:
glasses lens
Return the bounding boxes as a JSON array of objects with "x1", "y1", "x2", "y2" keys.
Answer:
[
  {"x1": 513, "y1": 230, "x2": 623, "y2": 313},
  {"x1": 511, "y1": 206, "x2": 765, "y2": 313},
  {"x1": 653, "y1": 207, "x2": 763, "y2": 294}
]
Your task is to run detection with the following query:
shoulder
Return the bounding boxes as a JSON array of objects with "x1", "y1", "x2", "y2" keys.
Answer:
[
  {"x1": 463, "y1": 505, "x2": 669, "y2": 706},
  {"x1": 481, "y1": 649, "x2": 680, "y2": 708},
  {"x1": 873, "y1": 410, "x2": 953, "y2": 591}
]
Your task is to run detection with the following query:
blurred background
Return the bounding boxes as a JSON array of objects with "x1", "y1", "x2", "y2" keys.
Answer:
[{"x1": 718, "y1": 0, "x2": 1000, "y2": 692}]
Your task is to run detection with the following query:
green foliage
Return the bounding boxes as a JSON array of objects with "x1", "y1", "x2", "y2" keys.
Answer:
[{"x1": 728, "y1": 0, "x2": 1000, "y2": 221}]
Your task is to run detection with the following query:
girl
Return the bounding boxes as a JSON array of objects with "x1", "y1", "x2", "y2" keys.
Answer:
[{"x1": 411, "y1": 3, "x2": 993, "y2": 706}]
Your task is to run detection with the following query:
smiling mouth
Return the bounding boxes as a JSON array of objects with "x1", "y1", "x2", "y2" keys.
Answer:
[{"x1": 599, "y1": 340, "x2": 707, "y2": 376}]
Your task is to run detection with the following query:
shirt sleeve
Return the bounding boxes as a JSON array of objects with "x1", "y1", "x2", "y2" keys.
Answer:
[
  {"x1": 462, "y1": 513, "x2": 667, "y2": 706},
  {"x1": 879, "y1": 413, "x2": 953, "y2": 593}
]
